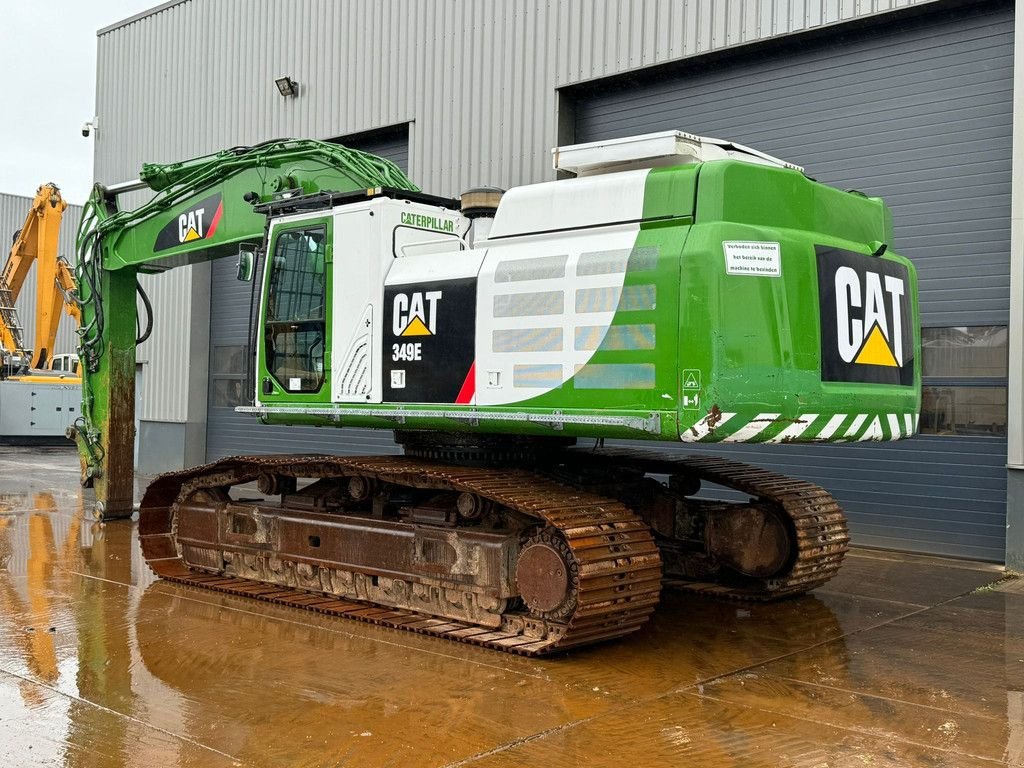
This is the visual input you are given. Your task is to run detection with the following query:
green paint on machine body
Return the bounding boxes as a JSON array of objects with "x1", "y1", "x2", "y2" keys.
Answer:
[{"x1": 254, "y1": 159, "x2": 920, "y2": 445}]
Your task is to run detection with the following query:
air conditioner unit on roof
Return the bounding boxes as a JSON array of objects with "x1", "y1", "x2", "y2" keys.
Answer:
[{"x1": 552, "y1": 130, "x2": 804, "y2": 177}]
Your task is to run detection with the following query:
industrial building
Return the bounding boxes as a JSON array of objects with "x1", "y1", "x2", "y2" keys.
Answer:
[
  {"x1": 92, "y1": 0, "x2": 1021, "y2": 565},
  {"x1": 0, "y1": 192, "x2": 82, "y2": 359}
]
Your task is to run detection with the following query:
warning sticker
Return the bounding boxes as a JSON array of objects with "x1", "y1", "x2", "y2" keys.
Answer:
[
  {"x1": 723, "y1": 241, "x2": 782, "y2": 277},
  {"x1": 681, "y1": 369, "x2": 701, "y2": 410}
]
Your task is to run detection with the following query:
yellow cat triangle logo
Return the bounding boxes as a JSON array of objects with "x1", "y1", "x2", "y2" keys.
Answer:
[
  {"x1": 183, "y1": 227, "x2": 201, "y2": 242},
  {"x1": 854, "y1": 324, "x2": 898, "y2": 367},
  {"x1": 401, "y1": 316, "x2": 432, "y2": 336}
]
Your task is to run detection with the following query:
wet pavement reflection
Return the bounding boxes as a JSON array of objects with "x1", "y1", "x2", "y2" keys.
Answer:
[{"x1": 0, "y1": 446, "x2": 1020, "y2": 767}]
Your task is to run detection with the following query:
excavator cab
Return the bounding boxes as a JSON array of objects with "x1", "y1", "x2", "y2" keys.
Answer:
[{"x1": 252, "y1": 192, "x2": 466, "y2": 407}]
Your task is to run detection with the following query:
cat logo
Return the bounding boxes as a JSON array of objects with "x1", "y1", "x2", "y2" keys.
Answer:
[
  {"x1": 817, "y1": 246, "x2": 913, "y2": 386},
  {"x1": 154, "y1": 193, "x2": 224, "y2": 251},
  {"x1": 392, "y1": 290, "x2": 443, "y2": 337},
  {"x1": 835, "y1": 266, "x2": 904, "y2": 368},
  {"x1": 179, "y1": 208, "x2": 207, "y2": 242}
]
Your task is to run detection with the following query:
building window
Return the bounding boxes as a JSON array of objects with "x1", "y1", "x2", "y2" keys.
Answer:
[
  {"x1": 210, "y1": 345, "x2": 247, "y2": 407},
  {"x1": 920, "y1": 326, "x2": 1008, "y2": 437}
]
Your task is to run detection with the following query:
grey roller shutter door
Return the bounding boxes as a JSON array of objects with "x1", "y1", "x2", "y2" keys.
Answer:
[
  {"x1": 574, "y1": 2, "x2": 1011, "y2": 561},
  {"x1": 205, "y1": 135, "x2": 410, "y2": 461},
  {"x1": 342, "y1": 132, "x2": 408, "y2": 176}
]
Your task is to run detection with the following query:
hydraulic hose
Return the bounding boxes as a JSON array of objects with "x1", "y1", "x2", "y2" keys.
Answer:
[{"x1": 136, "y1": 279, "x2": 153, "y2": 345}]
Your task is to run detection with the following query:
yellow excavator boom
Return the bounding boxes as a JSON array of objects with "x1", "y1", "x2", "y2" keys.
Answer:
[{"x1": 0, "y1": 183, "x2": 77, "y2": 371}]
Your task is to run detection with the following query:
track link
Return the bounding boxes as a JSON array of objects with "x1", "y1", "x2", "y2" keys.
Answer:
[
  {"x1": 563, "y1": 447, "x2": 850, "y2": 599},
  {"x1": 139, "y1": 454, "x2": 662, "y2": 656}
]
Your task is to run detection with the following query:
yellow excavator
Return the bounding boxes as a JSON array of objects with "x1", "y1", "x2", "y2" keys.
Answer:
[{"x1": 0, "y1": 183, "x2": 81, "y2": 442}]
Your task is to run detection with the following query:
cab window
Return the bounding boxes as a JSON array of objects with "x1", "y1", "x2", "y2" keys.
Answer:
[{"x1": 264, "y1": 226, "x2": 327, "y2": 392}]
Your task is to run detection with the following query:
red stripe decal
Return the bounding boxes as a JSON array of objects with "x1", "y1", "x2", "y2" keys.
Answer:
[
  {"x1": 454, "y1": 361, "x2": 476, "y2": 404},
  {"x1": 206, "y1": 201, "x2": 224, "y2": 239}
]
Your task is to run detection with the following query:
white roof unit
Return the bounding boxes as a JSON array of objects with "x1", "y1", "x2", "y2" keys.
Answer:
[{"x1": 552, "y1": 130, "x2": 804, "y2": 177}]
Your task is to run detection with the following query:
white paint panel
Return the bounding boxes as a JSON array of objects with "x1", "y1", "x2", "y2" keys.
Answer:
[
  {"x1": 329, "y1": 206, "x2": 382, "y2": 404},
  {"x1": 487, "y1": 170, "x2": 648, "y2": 239},
  {"x1": 475, "y1": 222, "x2": 641, "y2": 406},
  {"x1": 385, "y1": 247, "x2": 484, "y2": 284}
]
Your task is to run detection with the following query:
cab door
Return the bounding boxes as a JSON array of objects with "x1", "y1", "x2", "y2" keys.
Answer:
[{"x1": 257, "y1": 217, "x2": 333, "y2": 404}]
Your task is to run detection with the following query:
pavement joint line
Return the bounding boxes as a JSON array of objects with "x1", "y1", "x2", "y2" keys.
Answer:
[
  {"x1": 0, "y1": 667, "x2": 241, "y2": 763},
  {"x1": 60, "y1": 568, "x2": 142, "y2": 590},
  {"x1": 814, "y1": 589, "x2": 930, "y2": 608},
  {"x1": 60, "y1": 565, "x2": 553, "y2": 683},
  {"x1": 844, "y1": 549, "x2": 1006, "y2": 573},
  {"x1": 679, "y1": 686, "x2": 1008, "y2": 765},
  {"x1": 771, "y1": 674, "x2": 1004, "y2": 721},
  {"x1": 441, "y1": 718, "x2": 597, "y2": 768},
  {"x1": 448, "y1": 579, "x2": 1008, "y2": 766}
]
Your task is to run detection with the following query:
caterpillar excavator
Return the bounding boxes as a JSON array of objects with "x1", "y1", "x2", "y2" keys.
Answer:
[
  {"x1": 0, "y1": 183, "x2": 81, "y2": 442},
  {"x1": 70, "y1": 131, "x2": 920, "y2": 655}
]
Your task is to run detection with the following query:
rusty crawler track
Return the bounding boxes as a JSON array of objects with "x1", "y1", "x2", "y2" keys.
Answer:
[
  {"x1": 139, "y1": 455, "x2": 662, "y2": 656},
  {"x1": 566, "y1": 447, "x2": 850, "y2": 600}
]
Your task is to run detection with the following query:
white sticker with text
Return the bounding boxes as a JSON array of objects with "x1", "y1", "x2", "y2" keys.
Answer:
[{"x1": 723, "y1": 241, "x2": 782, "y2": 277}]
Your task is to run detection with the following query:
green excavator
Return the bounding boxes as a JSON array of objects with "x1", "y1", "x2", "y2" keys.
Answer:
[{"x1": 70, "y1": 131, "x2": 919, "y2": 654}]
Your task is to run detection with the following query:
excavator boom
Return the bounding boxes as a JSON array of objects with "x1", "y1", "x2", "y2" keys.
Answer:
[
  {"x1": 71, "y1": 139, "x2": 417, "y2": 515},
  {"x1": 0, "y1": 183, "x2": 76, "y2": 372}
]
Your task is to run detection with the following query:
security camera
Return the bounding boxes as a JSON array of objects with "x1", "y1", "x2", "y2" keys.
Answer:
[{"x1": 81, "y1": 119, "x2": 97, "y2": 138}]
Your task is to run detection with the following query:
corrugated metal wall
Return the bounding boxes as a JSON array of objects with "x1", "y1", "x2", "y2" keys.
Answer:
[
  {"x1": 0, "y1": 192, "x2": 82, "y2": 359},
  {"x1": 97, "y1": 0, "x2": 943, "y2": 193},
  {"x1": 571, "y1": 0, "x2": 1012, "y2": 561},
  {"x1": 95, "y1": 0, "x2": 941, "y2": 425}
]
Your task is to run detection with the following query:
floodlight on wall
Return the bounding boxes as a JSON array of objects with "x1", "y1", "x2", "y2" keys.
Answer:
[{"x1": 275, "y1": 76, "x2": 299, "y2": 98}]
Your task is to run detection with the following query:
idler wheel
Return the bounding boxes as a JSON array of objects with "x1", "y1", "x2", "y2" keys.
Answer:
[
  {"x1": 257, "y1": 473, "x2": 296, "y2": 496},
  {"x1": 705, "y1": 503, "x2": 792, "y2": 578},
  {"x1": 516, "y1": 530, "x2": 578, "y2": 620},
  {"x1": 347, "y1": 475, "x2": 376, "y2": 502},
  {"x1": 456, "y1": 492, "x2": 485, "y2": 520}
]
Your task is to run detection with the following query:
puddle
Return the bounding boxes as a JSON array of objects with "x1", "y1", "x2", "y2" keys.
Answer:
[{"x1": 0, "y1": 447, "x2": 1017, "y2": 767}]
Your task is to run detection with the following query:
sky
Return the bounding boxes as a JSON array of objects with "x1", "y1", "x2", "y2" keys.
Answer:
[{"x1": 0, "y1": 1, "x2": 159, "y2": 205}]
